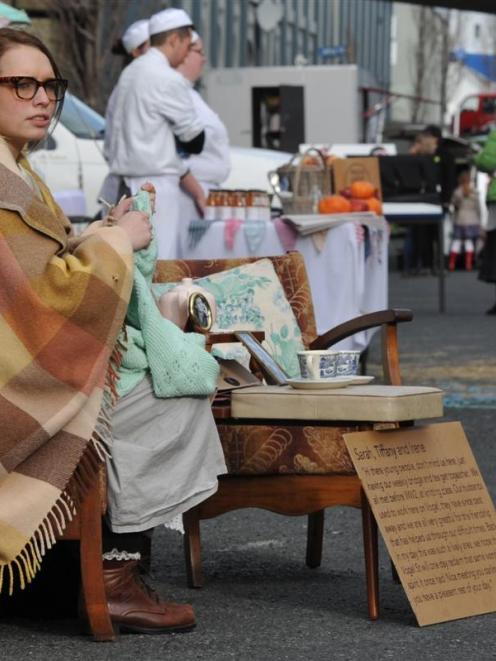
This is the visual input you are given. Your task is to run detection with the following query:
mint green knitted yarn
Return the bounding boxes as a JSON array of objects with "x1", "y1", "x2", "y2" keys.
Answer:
[{"x1": 117, "y1": 191, "x2": 219, "y2": 398}]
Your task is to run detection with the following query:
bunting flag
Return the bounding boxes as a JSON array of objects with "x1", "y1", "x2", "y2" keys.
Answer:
[
  {"x1": 224, "y1": 218, "x2": 243, "y2": 250},
  {"x1": 273, "y1": 217, "x2": 298, "y2": 252},
  {"x1": 243, "y1": 219, "x2": 267, "y2": 254},
  {"x1": 188, "y1": 219, "x2": 214, "y2": 249}
]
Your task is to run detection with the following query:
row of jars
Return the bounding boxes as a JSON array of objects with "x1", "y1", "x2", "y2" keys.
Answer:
[{"x1": 205, "y1": 189, "x2": 271, "y2": 222}]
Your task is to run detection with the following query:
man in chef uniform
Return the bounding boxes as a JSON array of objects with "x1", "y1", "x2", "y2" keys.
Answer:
[
  {"x1": 100, "y1": 18, "x2": 151, "y2": 207},
  {"x1": 107, "y1": 8, "x2": 206, "y2": 258},
  {"x1": 176, "y1": 31, "x2": 231, "y2": 255}
]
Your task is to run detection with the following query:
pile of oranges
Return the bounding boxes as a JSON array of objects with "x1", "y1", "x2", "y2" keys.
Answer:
[{"x1": 318, "y1": 181, "x2": 382, "y2": 215}]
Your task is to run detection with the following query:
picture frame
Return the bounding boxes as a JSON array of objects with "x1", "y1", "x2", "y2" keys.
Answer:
[
  {"x1": 234, "y1": 331, "x2": 288, "y2": 386},
  {"x1": 188, "y1": 292, "x2": 214, "y2": 332}
]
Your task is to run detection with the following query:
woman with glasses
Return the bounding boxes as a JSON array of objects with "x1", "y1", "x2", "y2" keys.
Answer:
[
  {"x1": 176, "y1": 31, "x2": 231, "y2": 254},
  {"x1": 0, "y1": 27, "x2": 225, "y2": 635}
]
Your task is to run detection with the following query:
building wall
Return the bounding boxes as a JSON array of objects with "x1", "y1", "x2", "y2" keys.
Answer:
[
  {"x1": 390, "y1": 5, "x2": 496, "y2": 128},
  {"x1": 389, "y1": 3, "x2": 444, "y2": 125},
  {"x1": 131, "y1": 0, "x2": 392, "y2": 88},
  {"x1": 447, "y1": 11, "x2": 496, "y2": 121},
  {"x1": 205, "y1": 64, "x2": 360, "y2": 147}
]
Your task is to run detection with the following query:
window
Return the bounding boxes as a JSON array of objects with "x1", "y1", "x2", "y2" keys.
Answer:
[
  {"x1": 60, "y1": 93, "x2": 105, "y2": 139},
  {"x1": 482, "y1": 97, "x2": 496, "y2": 115},
  {"x1": 460, "y1": 96, "x2": 479, "y2": 113}
]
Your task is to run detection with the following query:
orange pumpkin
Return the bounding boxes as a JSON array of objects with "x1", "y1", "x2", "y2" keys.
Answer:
[
  {"x1": 350, "y1": 180, "x2": 376, "y2": 199},
  {"x1": 318, "y1": 195, "x2": 352, "y2": 214},
  {"x1": 366, "y1": 197, "x2": 383, "y2": 215}
]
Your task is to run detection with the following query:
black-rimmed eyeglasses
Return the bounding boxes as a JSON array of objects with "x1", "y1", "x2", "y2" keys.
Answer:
[{"x1": 0, "y1": 76, "x2": 68, "y2": 102}]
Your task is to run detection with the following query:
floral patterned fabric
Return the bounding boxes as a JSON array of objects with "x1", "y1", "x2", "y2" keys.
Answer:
[
  {"x1": 154, "y1": 257, "x2": 307, "y2": 378},
  {"x1": 154, "y1": 252, "x2": 317, "y2": 348},
  {"x1": 217, "y1": 423, "x2": 369, "y2": 474}
]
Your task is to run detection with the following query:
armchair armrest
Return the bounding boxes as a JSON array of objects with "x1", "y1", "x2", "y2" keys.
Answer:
[{"x1": 309, "y1": 309, "x2": 413, "y2": 386}]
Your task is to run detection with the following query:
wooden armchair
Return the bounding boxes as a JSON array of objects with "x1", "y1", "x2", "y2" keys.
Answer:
[
  {"x1": 58, "y1": 464, "x2": 115, "y2": 641},
  {"x1": 154, "y1": 251, "x2": 413, "y2": 620}
]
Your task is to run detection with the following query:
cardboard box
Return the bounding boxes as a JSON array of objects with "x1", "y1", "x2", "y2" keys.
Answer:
[{"x1": 332, "y1": 157, "x2": 382, "y2": 199}]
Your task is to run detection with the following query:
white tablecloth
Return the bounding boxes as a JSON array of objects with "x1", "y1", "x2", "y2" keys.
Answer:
[
  {"x1": 383, "y1": 202, "x2": 443, "y2": 218},
  {"x1": 179, "y1": 219, "x2": 389, "y2": 352}
]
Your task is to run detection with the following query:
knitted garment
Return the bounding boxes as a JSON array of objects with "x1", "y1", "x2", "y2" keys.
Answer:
[
  {"x1": 0, "y1": 160, "x2": 133, "y2": 594},
  {"x1": 117, "y1": 193, "x2": 219, "y2": 398}
]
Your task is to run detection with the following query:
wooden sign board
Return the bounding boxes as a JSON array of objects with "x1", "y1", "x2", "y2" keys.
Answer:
[{"x1": 344, "y1": 422, "x2": 496, "y2": 626}]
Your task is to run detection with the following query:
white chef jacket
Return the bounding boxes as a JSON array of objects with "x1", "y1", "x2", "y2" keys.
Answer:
[
  {"x1": 106, "y1": 48, "x2": 204, "y2": 259},
  {"x1": 178, "y1": 85, "x2": 231, "y2": 256},
  {"x1": 108, "y1": 47, "x2": 203, "y2": 177},
  {"x1": 182, "y1": 86, "x2": 231, "y2": 186}
]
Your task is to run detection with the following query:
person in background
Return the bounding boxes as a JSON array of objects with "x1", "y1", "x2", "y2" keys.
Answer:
[
  {"x1": 176, "y1": 31, "x2": 231, "y2": 253},
  {"x1": 100, "y1": 18, "x2": 150, "y2": 206},
  {"x1": 474, "y1": 129, "x2": 496, "y2": 315},
  {"x1": 448, "y1": 168, "x2": 481, "y2": 272},
  {"x1": 115, "y1": 18, "x2": 151, "y2": 61},
  {"x1": 407, "y1": 125, "x2": 457, "y2": 274},
  {"x1": 107, "y1": 7, "x2": 207, "y2": 259}
]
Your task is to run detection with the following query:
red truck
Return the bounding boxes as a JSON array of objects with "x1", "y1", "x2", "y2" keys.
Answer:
[{"x1": 454, "y1": 93, "x2": 496, "y2": 136}]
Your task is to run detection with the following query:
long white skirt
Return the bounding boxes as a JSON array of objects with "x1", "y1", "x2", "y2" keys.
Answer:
[
  {"x1": 125, "y1": 174, "x2": 182, "y2": 259},
  {"x1": 106, "y1": 375, "x2": 227, "y2": 533}
]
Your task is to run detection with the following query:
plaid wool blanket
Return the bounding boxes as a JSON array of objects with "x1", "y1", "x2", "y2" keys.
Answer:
[{"x1": 0, "y1": 162, "x2": 133, "y2": 594}]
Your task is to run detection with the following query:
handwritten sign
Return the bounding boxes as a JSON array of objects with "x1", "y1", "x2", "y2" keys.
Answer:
[{"x1": 344, "y1": 422, "x2": 496, "y2": 626}]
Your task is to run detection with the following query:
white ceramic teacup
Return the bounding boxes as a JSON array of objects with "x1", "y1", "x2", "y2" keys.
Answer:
[{"x1": 297, "y1": 350, "x2": 339, "y2": 380}]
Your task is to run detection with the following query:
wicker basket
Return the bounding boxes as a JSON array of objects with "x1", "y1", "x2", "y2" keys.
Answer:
[{"x1": 272, "y1": 148, "x2": 332, "y2": 215}]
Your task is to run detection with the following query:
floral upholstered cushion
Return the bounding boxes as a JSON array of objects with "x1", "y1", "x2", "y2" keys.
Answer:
[
  {"x1": 153, "y1": 258, "x2": 305, "y2": 378},
  {"x1": 217, "y1": 422, "x2": 369, "y2": 474}
]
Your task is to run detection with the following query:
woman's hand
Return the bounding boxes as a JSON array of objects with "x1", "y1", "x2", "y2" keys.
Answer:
[
  {"x1": 117, "y1": 211, "x2": 152, "y2": 251},
  {"x1": 111, "y1": 196, "x2": 133, "y2": 221}
]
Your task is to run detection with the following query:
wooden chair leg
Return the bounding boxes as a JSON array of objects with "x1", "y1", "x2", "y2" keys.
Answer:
[
  {"x1": 183, "y1": 508, "x2": 204, "y2": 588},
  {"x1": 306, "y1": 510, "x2": 325, "y2": 568},
  {"x1": 79, "y1": 481, "x2": 115, "y2": 641},
  {"x1": 361, "y1": 489, "x2": 379, "y2": 620}
]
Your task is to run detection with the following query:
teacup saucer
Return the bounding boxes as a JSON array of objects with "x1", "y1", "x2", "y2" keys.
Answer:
[
  {"x1": 345, "y1": 375, "x2": 375, "y2": 385},
  {"x1": 287, "y1": 376, "x2": 355, "y2": 390}
]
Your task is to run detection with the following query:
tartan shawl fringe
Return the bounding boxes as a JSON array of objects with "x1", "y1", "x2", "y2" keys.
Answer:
[
  {"x1": 0, "y1": 444, "x2": 99, "y2": 595},
  {"x1": 0, "y1": 161, "x2": 133, "y2": 595},
  {"x1": 0, "y1": 332, "x2": 127, "y2": 596}
]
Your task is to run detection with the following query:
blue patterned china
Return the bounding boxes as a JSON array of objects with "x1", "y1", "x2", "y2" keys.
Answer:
[
  {"x1": 297, "y1": 350, "x2": 339, "y2": 380},
  {"x1": 335, "y1": 350, "x2": 361, "y2": 376}
]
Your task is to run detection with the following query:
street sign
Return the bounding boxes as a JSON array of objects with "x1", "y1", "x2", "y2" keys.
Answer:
[{"x1": 317, "y1": 46, "x2": 347, "y2": 59}]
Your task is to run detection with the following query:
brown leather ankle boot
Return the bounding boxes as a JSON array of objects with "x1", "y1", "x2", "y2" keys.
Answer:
[{"x1": 103, "y1": 559, "x2": 195, "y2": 634}]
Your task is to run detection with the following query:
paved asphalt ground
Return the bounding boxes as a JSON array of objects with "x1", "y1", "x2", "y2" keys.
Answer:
[{"x1": 1, "y1": 270, "x2": 496, "y2": 660}]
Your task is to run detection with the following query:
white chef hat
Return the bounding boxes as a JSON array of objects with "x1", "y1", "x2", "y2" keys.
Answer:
[
  {"x1": 121, "y1": 19, "x2": 150, "y2": 53},
  {"x1": 149, "y1": 8, "x2": 193, "y2": 36},
  {"x1": 190, "y1": 31, "x2": 200, "y2": 44}
]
